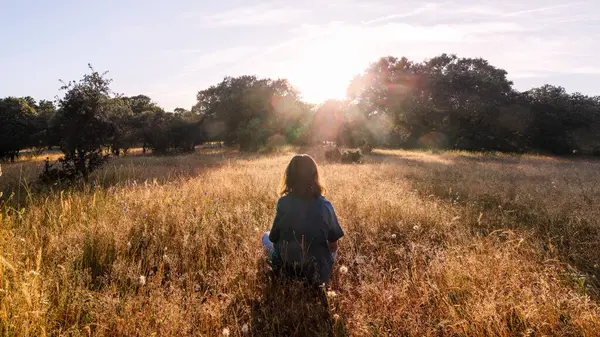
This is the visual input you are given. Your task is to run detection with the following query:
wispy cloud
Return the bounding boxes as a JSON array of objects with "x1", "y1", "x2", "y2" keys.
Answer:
[
  {"x1": 362, "y1": 3, "x2": 439, "y2": 25},
  {"x1": 190, "y1": 3, "x2": 310, "y2": 28},
  {"x1": 181, "y1": 46, "x2": 260, "y2": 73},
  {"x1": 163, "y1": 0, "x2": 600, "y2": 108},
  {"x1": 503, "y1": 3, "x2": 583, "y2": 17},
  {"x1": 325, "y1": 0, "x2": 390, "y2": 11},
  {"x1": 360, "y1": 1, "x2": 590, "y2": 26}
]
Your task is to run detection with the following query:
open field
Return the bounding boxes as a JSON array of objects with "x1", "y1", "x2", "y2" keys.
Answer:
[{"x1": 1, "y1": 149, "x2": 600, "y2": 336}]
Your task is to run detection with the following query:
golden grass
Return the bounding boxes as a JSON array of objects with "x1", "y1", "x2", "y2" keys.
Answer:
[{"x1": 1, "y1": 149, "x2": 599, "y2": 336}]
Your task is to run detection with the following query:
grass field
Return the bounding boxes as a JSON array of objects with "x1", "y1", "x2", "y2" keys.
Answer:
[{"x1": 1, "y1": 148, "x2": 599, "y2": 336}]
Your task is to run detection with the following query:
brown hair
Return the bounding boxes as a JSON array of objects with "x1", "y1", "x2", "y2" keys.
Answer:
[{"x1": 279, "y1": 154, "x2": 325, "y2": 199}]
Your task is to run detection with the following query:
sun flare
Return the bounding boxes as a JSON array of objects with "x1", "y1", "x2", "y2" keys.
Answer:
[{"x1": 277, "y1": 32, "x2": 372, "y2": 104}]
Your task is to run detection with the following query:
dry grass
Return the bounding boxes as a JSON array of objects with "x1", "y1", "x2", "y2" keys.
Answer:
[{"x1": 1, "y1": 148, "x2": 599, "y2": 336}]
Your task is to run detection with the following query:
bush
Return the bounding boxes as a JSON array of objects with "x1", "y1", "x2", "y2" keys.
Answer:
[
  {"x1": 325, "y1": 147, "x2": 342, "y2": 162},
  {"x1": 51, "y1": 66, "x2": 115, "y2": 181},
  {"x1": 265, "y1": 134, "x2": 287, "y2": 152},
  {"x1": 144, "y1": 112, "x2": 203, "y2": 154},
  {"x1": 359, "y1": 142, "x2": 373, "y2": 155},
  {"x1": 341, "y1": 150, "x2": 363, "y2": 164},
  {"x1": 39, "y1": 153, "x2": 109, "y2": 184},
  {"x1": 325, "y1": 147, "x2": 363, "y2": 164}
]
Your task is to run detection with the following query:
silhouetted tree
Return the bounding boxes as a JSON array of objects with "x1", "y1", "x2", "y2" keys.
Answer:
[
  {"x1": 3, "y1": 54, "x2": 600, "y2": 158},
  {"x1": 35, "y1": 100, "x2": 58, "y2": 149},
  {"x1": 51, "y1": 65, "x2": 115, "y2": 180},
  {"x1": 193, "y1": 76, "x2": 309, "y2": 151},
  {"x1": 107, "y1": 97, "x2": 136, "y2": 155},
  {"x1": 0, "y1": 97, "x2": 37, "y2": 162},
  {"x1": 141, "y1": 109, "x2": 204, "y2": 154},
  {"x1": 349, "y1": 54, "x2": 538, "y2": 151}
]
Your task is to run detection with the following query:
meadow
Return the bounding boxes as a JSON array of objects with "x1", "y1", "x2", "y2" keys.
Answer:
[{"x1": 1, "y1": 148, "x2": 599, "y2": 336}]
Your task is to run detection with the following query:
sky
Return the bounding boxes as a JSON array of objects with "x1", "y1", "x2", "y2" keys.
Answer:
[{"x1": 1, "y1": 0, "x2": 599, "y2": 111}]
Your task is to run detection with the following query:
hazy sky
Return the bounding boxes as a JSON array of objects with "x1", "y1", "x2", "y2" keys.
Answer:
[{"x1": 1, "y1": 0, "x2": 599, "y2": 110}]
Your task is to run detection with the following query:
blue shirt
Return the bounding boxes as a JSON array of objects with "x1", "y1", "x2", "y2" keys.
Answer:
[{"x1": 269, "y1": 194, "x2": 344, "y2": 283}]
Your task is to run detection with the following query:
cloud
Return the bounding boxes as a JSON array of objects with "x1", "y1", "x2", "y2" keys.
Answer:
[
  {"x1": 181, "y1": 46, "x2": 260, "y2": 73},
  {"x1": 362, "y1": 3, "x2": 439, "y2": 25},
  {"x1": 508, "y1": 72, "x2": 549, "y2": 79},
  {"x1": 569, "y1": 67, "x2": 600, "y2": 75},
  {"x1": 325, "y1": 0, "x2": 391, "y2": 11},
  {"x1": 503, "y1": 3, "x2": 582, "y2": 17},
  {"x1": 203, "y1": 19, "x2": 529, "y2": 102},
  {"x1": 360, "y1": 1, "x2": 591, "y2": 27},
  {"x1": 157, "y1": 0, "x2": 600, "y2": 109},
  {"x1": 191, "y1": 3, "x2": 310, "y2": 28}
]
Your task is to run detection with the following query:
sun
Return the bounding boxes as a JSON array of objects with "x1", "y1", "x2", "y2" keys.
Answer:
[
  {"x1": 292, "y1": 58, "x2": 355, "y2": 103},
  {"x1": 279, "y1": 34, "x2": 371, "y2": 104}
]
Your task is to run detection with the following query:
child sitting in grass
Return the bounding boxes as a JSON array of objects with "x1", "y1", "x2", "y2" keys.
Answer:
[{"x1": 262, "y1": 154, "x2": 344, "y2": 284}]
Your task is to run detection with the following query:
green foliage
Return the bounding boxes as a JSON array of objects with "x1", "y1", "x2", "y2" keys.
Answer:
[
  {"x1": 324, "y1": 147, "x2": 363, "y2": 164},
  {"x1": 193, "y1": 75, "x2": 310, "y2": 151},
  {"x1": 325, "y1": 147, "x2": 342, "y2": 162},
  {"x1": 237, "y1": 117, "x2": 270, "y2": 152},
  {"x1": 142, "y1": 110, "x2": 204, "y2": 154},
  {"x1": 119, "y1": 94, "x2": 164, "y2": 153},
  {"x1": 3, "y1": 54, "x2": 600, "y2": 158},
  {"x1": 28, "y1": 99, "x2": 58, "y2": 151},
  {"x1": 48, "y1": 66, "x2": 115, "y2": 181},
  {"x1": 341, "y1": 150, "x2": 363, "y2": 164},
  {"x1": 525, "y1": 85, "x2": 600, "y2": 155},
  {"x1": 0, "y1": 97, "x2": 38, "y2": 161},
  {"x1": 107, "y1": 97, "x2": 136, "y2": 155},
  {"x1": 359, "y1": 141, "x2": 373, "y2": 155},
  {"x1": 348, "y1": 54, "x2": 600, "y2": 154}
]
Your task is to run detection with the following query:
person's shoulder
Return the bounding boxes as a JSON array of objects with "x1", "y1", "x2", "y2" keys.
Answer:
[
  {"x1": 319, "y1": 196, "x2": 332, "y2": 203},
  {"x1": 277, "y1": 195, "x2": 293, "y2": 208},
  {"x1": 319, "y1": 196, "x2": 335, "y2": 209},
  {"x1": 278, "y1": 195, "x2": 293, "y2": 203}
]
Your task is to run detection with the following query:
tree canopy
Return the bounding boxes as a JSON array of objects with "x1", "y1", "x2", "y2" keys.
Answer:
[
  {"x1": 2, "y1": 54, "x2": 599, "y2": 168},
  {"x1": 193, "y1": 75, "x2": 310, "y2": 151},
  {"x1": 0, "y1": 97, "x2": 38, "y2": 161}
]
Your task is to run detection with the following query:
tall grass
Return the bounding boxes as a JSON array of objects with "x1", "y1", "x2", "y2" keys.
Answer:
[{"x1": 1, "y1": 149, "x2": 599, "y2": 336}]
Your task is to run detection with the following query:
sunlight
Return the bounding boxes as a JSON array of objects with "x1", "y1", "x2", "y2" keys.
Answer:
[
  {"x1": 291, "y1": 56, "x2": 356, "y2": 103},
  {"x1": 276, "y1": 31, "x2": 373, "y2": 104}
]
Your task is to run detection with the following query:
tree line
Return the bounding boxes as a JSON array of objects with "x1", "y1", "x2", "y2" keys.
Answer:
[{"x1": 2, "y1": 54, "x2": 600, "y2": 171}]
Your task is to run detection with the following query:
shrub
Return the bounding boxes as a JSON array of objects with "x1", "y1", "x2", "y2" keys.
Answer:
[
  {"x1": 50, "y1": 66, "x2": 115, "y2": 181},
  {"x1": 325, "y1": 147, "x2": 363, "y2": 164},
  {"x1": 39, "y1": 153, "x2": 108, "y2": 184},
  {"x1": 341, "y1": 150, "x2": 363, "y2": 164},
  {"x1": 325, "y1": 147, "x2": 342, "y2": 162},
  {"x1": 359, "y1": 142, "x2": 373, "y2": 155},
  {"x1": 265, "y1": 134, "x2": 287, "y2": 152}
]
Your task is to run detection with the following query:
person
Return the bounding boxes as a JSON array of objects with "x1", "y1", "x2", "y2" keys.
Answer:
[{"x1": 262, "y1": 154, "x2": 344, "y2": 284}]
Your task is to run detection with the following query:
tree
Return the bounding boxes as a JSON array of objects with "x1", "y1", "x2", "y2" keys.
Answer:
[
  {"x1": 0, "y1": 97, "x2": 38, "y2": 162},
  {"x1": 123, "y1": 95, "x2": 160, "y2": 115},
  {"x1": 524, "y1": 86, "x2": 600, "y2": 155},
  {"x1": 169, "y1": 111, "x2": 205, "y2": 152},
  {"x1": 35, "y1": 100, "x2": 58, "y2": 149},
  {"x1": 119, "y1": 95, "x2": 164, "y2": 153},
  {"x1": 420, "y1": 55, "x2": 516, "y2": 150},
  {"x1": 107, "y1": 97, "x2": 136, "y2": 155},
  {"x1": 348, "y1": 56, "x2": 424, "y2": 147},
  {"x1": 140, "y1": 109, "x2": 204, "y2": 154},
  {"x1": 50, "y1": 65, "x2": 115, "y2": 180},
  {"x1": 311, "y1": 99, "x2": 345, "y2": 144},
  {"x1": 193, "y1": 76, "x2": 309, "y2": 151},
  {"x1": 2, "y1": 54, "x2": 599, "y2": 159},
  {"x1": 348, "y1": 54, "x2": 518, "y2": 150}
]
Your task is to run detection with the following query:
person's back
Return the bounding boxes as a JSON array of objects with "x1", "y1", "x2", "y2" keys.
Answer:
[
  {"x1": 261, "y1": 154, "x2": 343, "y2": 284},
  {"x1": 269, "y1": 194, "x2": 342, "y2": 283}
]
